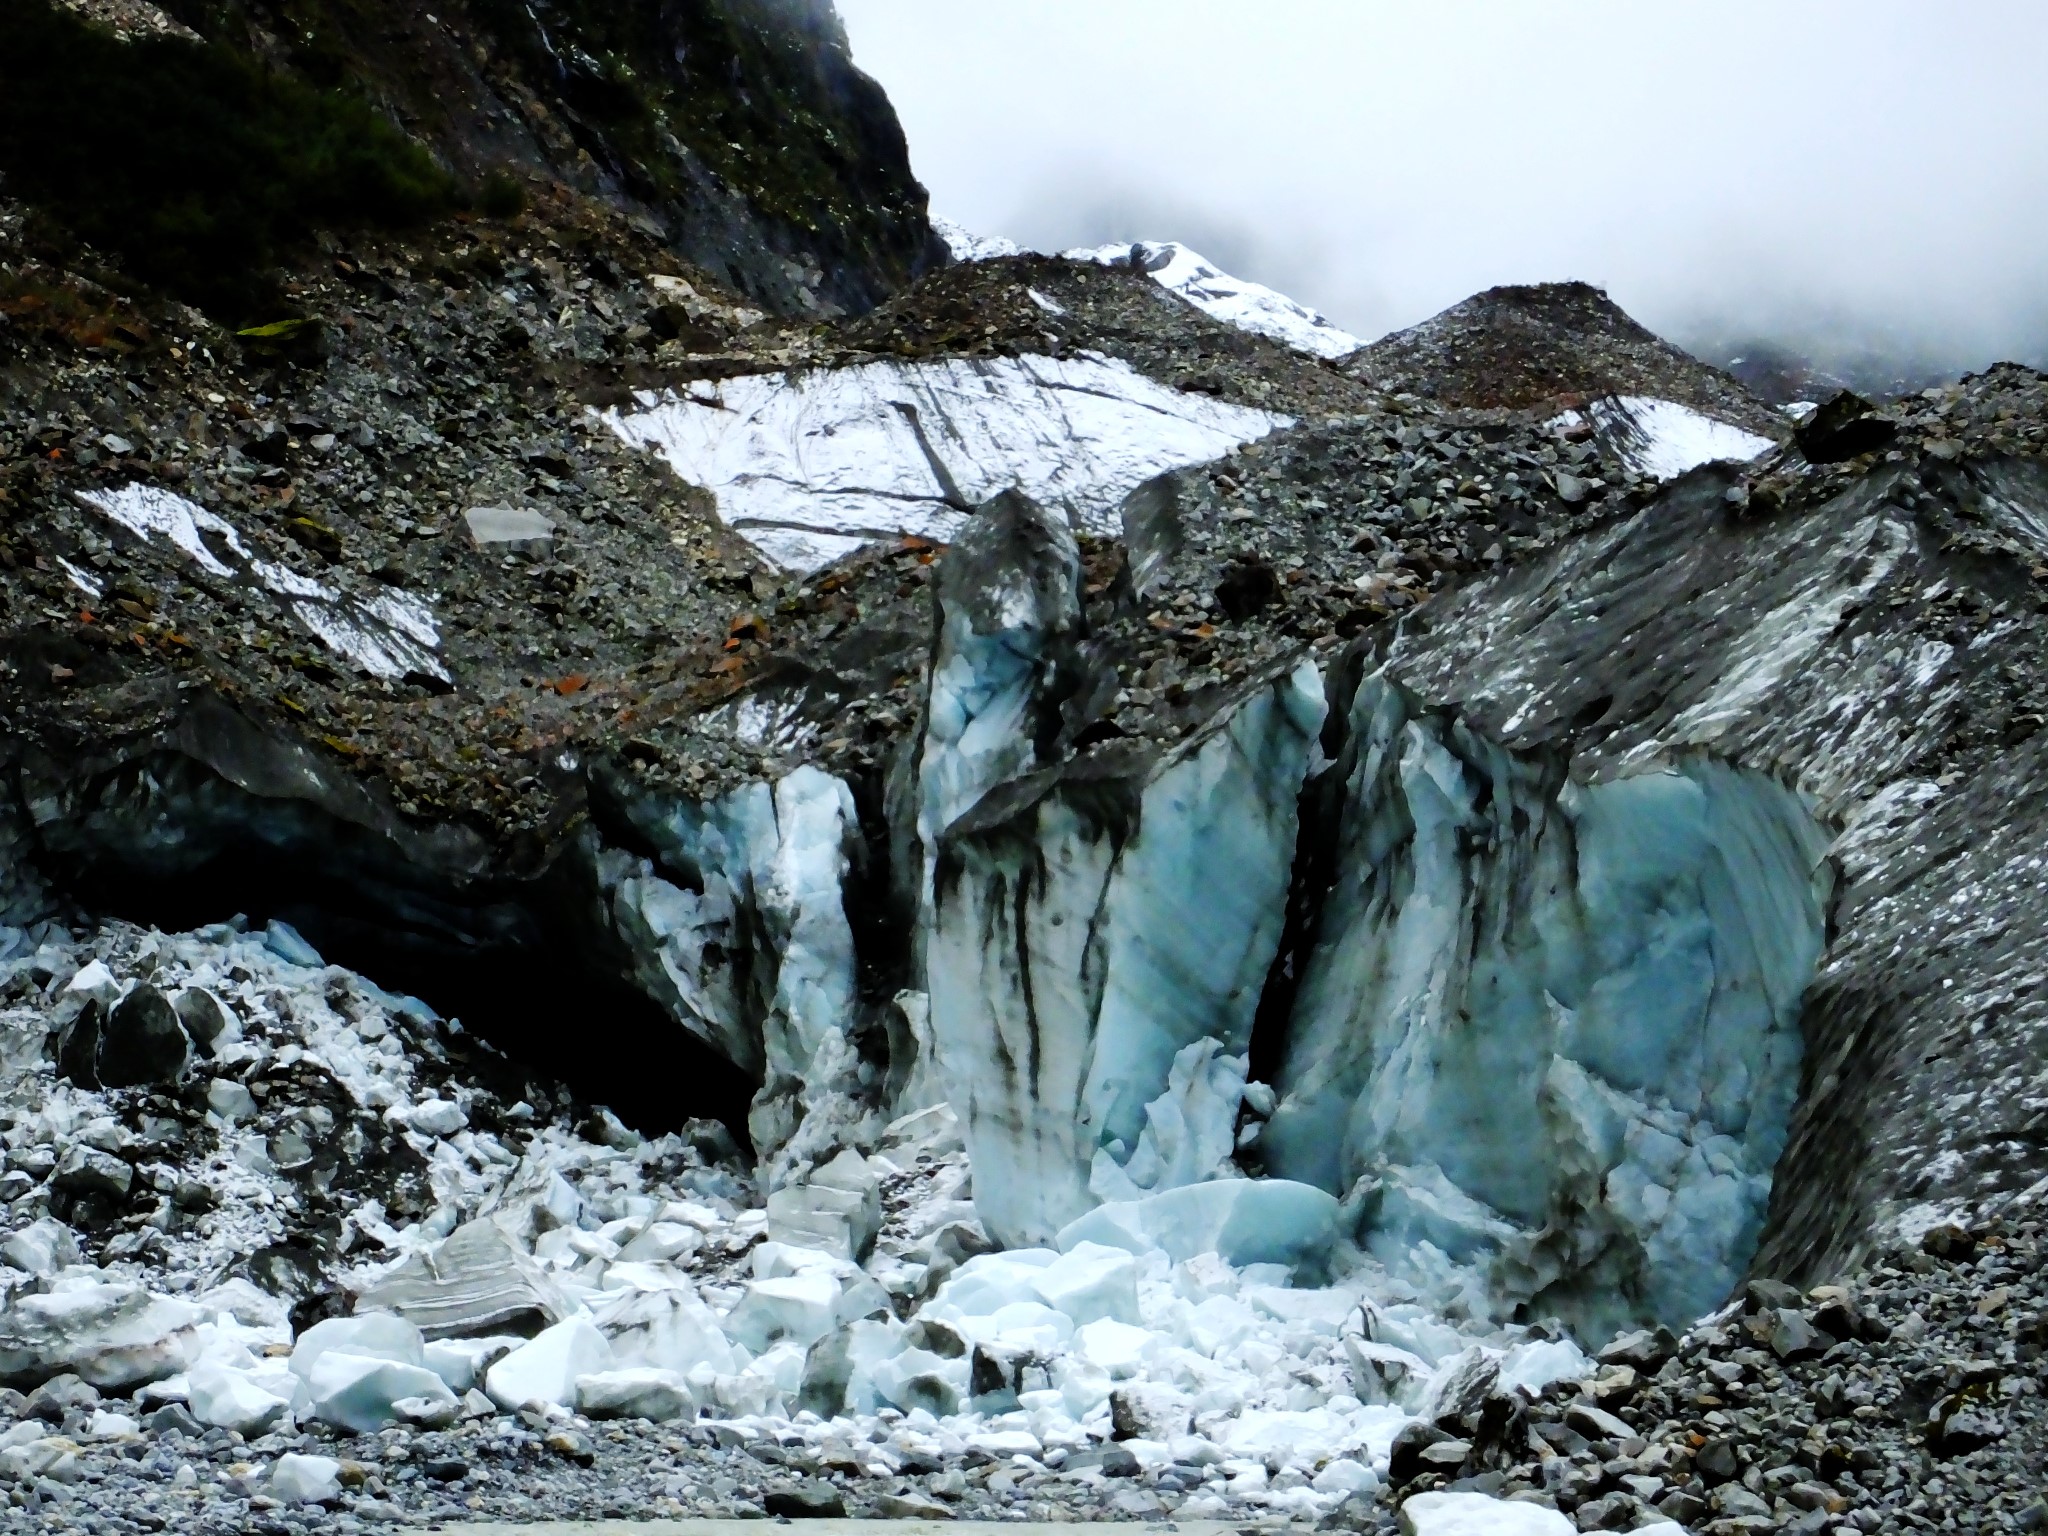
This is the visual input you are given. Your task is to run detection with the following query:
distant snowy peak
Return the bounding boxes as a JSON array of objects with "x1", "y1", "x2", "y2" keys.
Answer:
[
  {"x1": 935, "y1": 217, "x2": 1361, "y2": 361},
  {"x1": 1553, "y1": 396, "x2": 1777, "y2": 481},
  {"x1": 1067, "y1": 240, "x2": 1365, "y2": 362}
]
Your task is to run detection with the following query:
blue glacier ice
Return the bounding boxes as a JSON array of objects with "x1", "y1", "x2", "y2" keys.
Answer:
[
  {"x1": 926, "y1": 658, "x2": 1326, "y2": 1246},
  {"x1": 1262, "y1": 675, "x2": 1831, "y2": 1334},
  {"x1": 598, "y1": 763, "x2": 864, "y2": 1173}
]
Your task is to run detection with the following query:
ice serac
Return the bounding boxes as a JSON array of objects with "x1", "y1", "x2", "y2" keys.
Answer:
[
  {"x1": 596, "y1": 353, "x2": 1289, "y2": 570},
  {"x1": 925, "y1": 568, "x2": 1328, "y2": 1245},
  {"x1": 1264, "y1": 675, "x2": 1831, "y2": 1336},
  {"x1": 600, "y1": 765, "x2": 864, "y2": 1174}
]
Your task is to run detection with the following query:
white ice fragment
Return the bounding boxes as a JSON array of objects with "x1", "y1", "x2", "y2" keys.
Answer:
[
  {"x1": 268, "y1": 1452, "x2": 342, "y2": 1505},
  {"x1": 722, "y1": 1271, "x2": 841, "y2": 1352},
  {"x1": 404, "y1": 1098, "x2": 468, "y2": 1138},
  {"x1": 576, "y1": 1366, "x2": 695, "y2": 1421},
  {"x1": 307, "y1": 1353, "x2": 458, "y2": 1433},
  {"x1": 1028, "y1": 1242, "x2": 1140, "y2": 1327},
  {"x1": 464, "y1": 506, "x2": 557, "y2": 548},
  {"x1": 1397, "y1": 1490, "x2": 1576, "y2": 1535},
  {"x1": 0, "y1": 1217, "x2": 80, "y2": 1276},
  {"x1": 290, "y1": 1313, "x2": 424, "y2": 1382},
  {"x1": 1058, "y1": 1178, "x2": 1340, "y2": 1276},
  {"x1": 187, "y1": 1361, "x2": 295, "y2": 1435},
  {"x1": 1066, "y1": 240, "x2": 1363, "y2": 359},
  {"x1": 484, "y1": 1317, "x2": 613, "y2": 1411},
  {"x1": 422, "y1": 1336, "x2": 519, "y2": 1394},
  {"x1": 1072, "y1": 1317, "x2": 1155, "y2": 1377},
  {"x1": 597, "y1": 352, "x2": 1289, "y2": 571}
]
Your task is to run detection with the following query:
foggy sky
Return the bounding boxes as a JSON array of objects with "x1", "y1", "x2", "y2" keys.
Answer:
[{"x1": 838, "y1": 1, "x2": 2048, "y2": 374}]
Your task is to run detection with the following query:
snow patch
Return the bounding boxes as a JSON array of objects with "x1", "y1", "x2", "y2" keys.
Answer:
[
  {"x1": 1551, "y1": 396, "x2": 1776, "y2": 481},
  {"x1": 76, "y1": 483, "x2": 447, "y2": 681},
  {"x1": 597, "y1": 354, "x2": 1289, "y2": 571},
  {"x1": 1068, "y1": 241, "x2": 1364, "y2": 361}
]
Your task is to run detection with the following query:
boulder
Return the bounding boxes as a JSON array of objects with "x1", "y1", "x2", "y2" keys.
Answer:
[
  {"x1": 0, "y1": 1283, "x2": 201, "y2": 1391},
  {"x1": 575, "y1": 1367, "x2": 694, "y2": 1422},
  {"x1": 96, "y1": 985, "x2": 190, "y2": 1087}
]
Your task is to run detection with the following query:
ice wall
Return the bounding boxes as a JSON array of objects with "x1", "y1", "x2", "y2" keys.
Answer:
[
  {"x1": 1263, "y1": 676, "x2": 1831, "y2": 1336},
  {"x1": 598, "y1": 765, "x2": 866, "y2": 1178},
  {"x1": 926, "y1": 661, "x2": 1326, "y2": 1247}
]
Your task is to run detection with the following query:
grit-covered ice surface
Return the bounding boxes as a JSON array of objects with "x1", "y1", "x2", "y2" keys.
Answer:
[
  {"x1": 0, "y1": 911, "x2": 1606, "y2": 1522},
  {"x1": 596, "y1": 354, "x2": 1291, "y2": 571}
]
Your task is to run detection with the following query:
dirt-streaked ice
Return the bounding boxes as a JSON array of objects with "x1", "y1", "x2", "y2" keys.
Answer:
[{"x1": 596, "y1": 353, "x2": 1290, "y2": 571}]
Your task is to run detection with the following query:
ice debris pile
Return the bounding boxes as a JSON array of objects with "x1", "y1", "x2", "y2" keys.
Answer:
[{"x1": 0, "y1": 908, "x2": 1618, "y2": 1521}]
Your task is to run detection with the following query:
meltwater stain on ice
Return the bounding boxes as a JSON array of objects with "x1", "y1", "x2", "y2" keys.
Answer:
[{"x1": 1264, "y1": 677, "x2": 1832, "y2": 1338}]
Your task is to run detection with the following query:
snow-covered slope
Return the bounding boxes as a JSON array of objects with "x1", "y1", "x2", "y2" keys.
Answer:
[
  {"x1": 1554, "y1": 395, "x2": 1777, "y2": 480},
  {"x1": 597, "y1": 353, "x2": 1290, "y2": 570},
  {"x1": 1067, "y1": 241, "x2": 1365, "y2": 361},
  {"x1": 937, "y1": 217, "x2": 1361, "y2": 361}
]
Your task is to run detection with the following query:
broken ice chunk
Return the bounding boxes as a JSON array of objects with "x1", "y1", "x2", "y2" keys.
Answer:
[
  {"x1": 307, "y1": 1353, "x2": 459, "y2": 1433},
  {"x1": 1057, "y1": 1177, "x2": 1340, "y2": 1278},
  {"x1": 1397, "y1": 1490, "x2": 1577, "y2": 1535},
  {"x1": 187, "y1": 1361, "x2": 295, "y2": 1435},
  {"x1": 484, "y1": 1317, "x2": 613, "y2": 1412},
  {"x1": 464, "y1": 505, "x2": 557, "y2": 552},
  {"x1": 353, "y1": 1220, "x2": 568, "y2": 1339}
]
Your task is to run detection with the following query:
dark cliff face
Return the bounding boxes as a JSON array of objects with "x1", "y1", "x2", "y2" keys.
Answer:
[{"x1": 2, "y1": 0, "x2": 941, "y2": 318}]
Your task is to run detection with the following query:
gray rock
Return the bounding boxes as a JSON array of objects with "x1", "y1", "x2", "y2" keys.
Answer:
[
  {"x1": 97, "y1": 985, "x2": 190, "y2": 1087},
  {"x1": 765, "y1": 1479, "x2": 846, "y2": 1518},
  {"x1": 464, "y1": 506, "x2": 557, "y2": 553},
  {"x1": 53, "y1": 1145, "x2": 131, "y2": 1199},
  {"x1": 1768, "y1": 1307, "x2": 1826, "y2": 1361},
  {"x1": 24, "y1": 1374, "x2": 97, "y2": 1423}
]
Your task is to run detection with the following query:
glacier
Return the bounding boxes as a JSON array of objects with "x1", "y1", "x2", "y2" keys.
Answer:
[
  {"x1": 1262, "y1": 676, "x2": 1831, "y2": 1338},
  {"x1": 595, "y1": 354, "x2": 1290, "y2": 570}
]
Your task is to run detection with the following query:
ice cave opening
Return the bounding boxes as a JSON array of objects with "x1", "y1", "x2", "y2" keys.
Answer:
[{"x1": 22, "y1": 754, "x2": 758, "y2": 1144}]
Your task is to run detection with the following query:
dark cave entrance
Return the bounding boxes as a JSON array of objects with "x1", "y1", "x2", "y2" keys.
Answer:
[{"x1": 31, "y1": 758, "x2": 756, "y2": 1149}]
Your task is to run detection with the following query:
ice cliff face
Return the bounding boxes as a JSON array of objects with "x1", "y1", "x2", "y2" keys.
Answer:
[{"x1": 1263, "y1": 678, "x2": 1830, "y2": 1337}]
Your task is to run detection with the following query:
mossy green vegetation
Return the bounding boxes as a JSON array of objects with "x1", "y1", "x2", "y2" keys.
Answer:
[{"x1": 0, "y1": 0, "x2": 455, "y2": 318}]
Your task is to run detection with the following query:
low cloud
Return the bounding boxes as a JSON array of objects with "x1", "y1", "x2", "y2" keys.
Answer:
[{"x1": 842, "y1": 0, "x2": 2048, "y2": 385}]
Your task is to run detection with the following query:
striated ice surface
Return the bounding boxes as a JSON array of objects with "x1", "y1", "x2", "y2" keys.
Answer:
[
  {"x1": 600, "y1": 764, "x2": 864, "y2": 1173},
  {"x1": 928, "y1": 660, "x2": 1327, "y2": 1246},
  {"x1": 1068, "y1": 240, "x2": 1365, "y2": 360},
  {"x1": 77, "y1": 483, "x2": 447, "y2": 681},
  {"x1": 595, "y1": 353, "x2": 1289, "y2": 570},
  {"x1": 1551, "y1": 395, "x2": 1776, "y2": 481},
  {"x1": 1264, "y1": 675, "x2": 1830, "y2": 1336}
]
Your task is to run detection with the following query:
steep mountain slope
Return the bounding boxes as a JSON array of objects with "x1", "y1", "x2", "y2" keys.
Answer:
[
  {"x1": 4, "y1": 0, "x2": 942, "y2": 317},
  {"x1": 0, "y1": 12, "x2": 2042, "y2": 1532}
]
